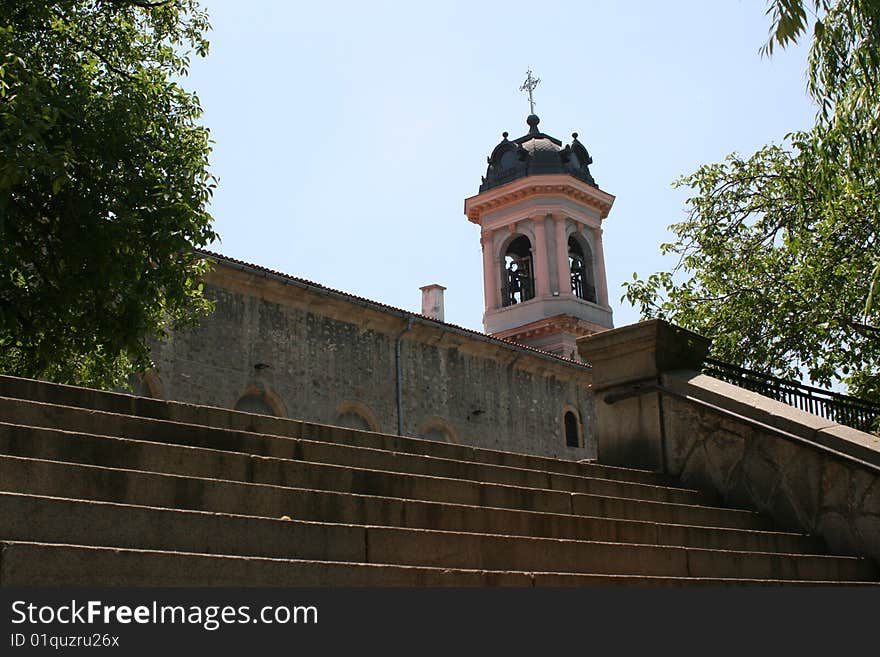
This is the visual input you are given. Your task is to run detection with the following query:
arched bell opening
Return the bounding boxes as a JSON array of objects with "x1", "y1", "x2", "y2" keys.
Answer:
[
  {"x1": 568, "y1": 235, "x2": 596, "y2": 303},
  {"x1": 501, "y1": 235, "x2": 535, "y2": 306}
]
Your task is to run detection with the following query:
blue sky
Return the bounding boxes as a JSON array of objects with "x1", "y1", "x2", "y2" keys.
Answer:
[{"x1": 186, "y1": 0, "x2": 816, "y2": 331}]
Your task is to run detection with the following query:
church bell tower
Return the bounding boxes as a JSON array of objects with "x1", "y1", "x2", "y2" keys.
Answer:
[{"x1": 464, "y1": 76, "x2": 615, "y2": 359}]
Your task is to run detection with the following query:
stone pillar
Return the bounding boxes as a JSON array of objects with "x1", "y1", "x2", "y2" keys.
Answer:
[
  {"x1": 532, "y1": 216, "x2": 550, "y2": 297},
  {"x1": 577, "y1": 319, "x2": 710, "y2": 471},
  {"x1": 554, "y1": 216, "x2": 570, "y2": 297},
  {"x1": 592, "y1": 227, "x2": 610, "y2": 308},
  {"x1": 481, "y1": 231, "x2": 498, "y2": 310}
]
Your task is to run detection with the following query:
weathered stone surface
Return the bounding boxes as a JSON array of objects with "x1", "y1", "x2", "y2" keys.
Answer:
[
  {"x1": 862, "y1": 480, "x2": 880, "y2": 517},
  {"x1": 723, "y1": 464, "x2": 758, "y2": 512},
  {"x1": 741, "y1": 448, "x2": 781, "y2": 512},
  {"x1": 851, "y1": 469, "x2": 876, "y2": 509},
  {"x1": 817, "y1": 511, "x2": 858, "y2": 555},
  {"x1": 0, "y1": 542, "x2": 535, "y2": 587},
  {"x1": 3, "y1": 372, "x2": 878, "y2": 585},
  {"x1": 853, "y1": 514, "x2": 880, "y2": 556},
  {"x1": 815, "y1": 424, "x2": 880, "y2": 465},
  {"x1": 755, "y1": 433, "x2": 799, "y2": 477},
  {"x1": 778, "y1": 447, "x2": 823, "y2": 531},
  {"x1": 703, "y1": 426, "x2": 747, "y2": 493},
  {"x1": 768, "y1": 485, "x2": 803, "y2": 532},
  {"x1": 576, "y1": 319, "x2": 710, "y2": 391},
  {"x1": 650, "y1": 371, "x2": 880, "y2": 562},
  {"x1": 820, "y1": 460, "x2": 852, "y2": 512},
  {"x1": 593, "y1": 392, "x2": 664, "y2": 470},
  {"x1": 679, "y1": 443, "x2": 714, "y2": 494},
  {"x1": 148, "y1": 262, "x2": 597, "y2": 460},
  {"x1": 663, "y1": 372, "x2": 837, "y2": 440},
  {"x1": 660, "y1": 401, "x2": 700, "y2": 475}
]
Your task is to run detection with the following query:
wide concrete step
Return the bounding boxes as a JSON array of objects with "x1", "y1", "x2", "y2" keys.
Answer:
[
  {"x1": 0, "y1": 390, "x2": 675, "y2": 487},
  {"x1": 0, "y1": 418, "x2": 704, "y2": 506},
  {"x1": 0, "y1": 492, "x2": 873, "y2": 580},
  {"x1": 7, "y1": 542, "x2": 875, "y2": 587},
  {"x1": 0, "y1": 490, "x2": 820, "y2": 555},
  {"x1": 0, "y1": 494, "x2": 872, "y2": 582},
  {"x1": 0, "y1": 450, "x2": 775, "y2": 533}
]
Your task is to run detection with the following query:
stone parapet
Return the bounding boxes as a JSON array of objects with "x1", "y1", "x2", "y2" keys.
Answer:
[
  {"x1": 576, "y1": 319, "x2": 710, "y2": 470},
  {"x1": 577, "y1": 318, "x2": 880, "y2": 564},
  {"x1": 578, "y1": 319, "x2": 710, "y2": 391},
  {"x1": 661, "y1": 371, "x2": 880, "y2": 563}
]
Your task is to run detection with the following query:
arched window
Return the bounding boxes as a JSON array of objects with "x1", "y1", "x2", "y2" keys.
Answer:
[
  {"x1": 564, "y1": 411, "x2": 580, "y2": 447},
  {"x1": 234, "y1": 393, "x2": 277, "y2": 416},
  {"x1": 501, "y1": 235, "x2": 535, "y2": 306},
  {"x1": 568, "y1": 236, "x2": 596, "y2": 303}
]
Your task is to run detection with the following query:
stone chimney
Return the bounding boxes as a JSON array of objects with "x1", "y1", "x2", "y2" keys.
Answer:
[{"x1": 420, "y1": 284, "x2": 446, "y2": 322}]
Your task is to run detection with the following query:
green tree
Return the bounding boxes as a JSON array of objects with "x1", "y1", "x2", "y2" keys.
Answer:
[
  {"x1": 624, "y1": 0, "x2": 880, "y2": 399},
  {"x1": 0, "y1": 0, "x2": 216, "y2": 388}
]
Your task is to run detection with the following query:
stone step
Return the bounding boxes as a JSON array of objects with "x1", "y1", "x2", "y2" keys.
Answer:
[
  {"x1": 2, "y1": 376, "x2": 870, "y2": 586},
  {"x1": 0, "y1": 416, "x2": 704, "y2": 506},
  {"x1": 0, "y1": 489, "x2": 872, "y2": 581},
  {"x1": 0, "y1": 443, "x2": 773, "y2": 533},
  {"x1": 0, "y1": 489, "x2": 819, "y2": 555},
  {"x1": 0, "y1": 386, "x2": 675, "y2": 487},
  {"x1": 0, "y1": 494, "x2": 871, "y2": 582},
  {"x1": 6, "y1": 542, "x2": 875, "y2": 587}
]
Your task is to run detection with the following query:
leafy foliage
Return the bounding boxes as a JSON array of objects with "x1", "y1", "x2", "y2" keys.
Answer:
[
  {"x1": 624, "y1": 0, "x2": 880, "y2": 397},
  {"x1": 0, "y1": 1, "x2": 216, "y2": 388}
]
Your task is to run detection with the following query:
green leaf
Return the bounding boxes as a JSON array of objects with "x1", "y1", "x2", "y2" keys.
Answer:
[
  {"x1": 630, "y1": 0, "x2": 880, "y2": 399},
  {"x1": 0, "y1": 0, "x2": 216, "y2": 389}
]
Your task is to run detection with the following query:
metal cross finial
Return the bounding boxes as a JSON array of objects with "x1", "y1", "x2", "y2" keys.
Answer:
[{"x1": 519, "y1": 69, "x2": 540, "y2": 114}]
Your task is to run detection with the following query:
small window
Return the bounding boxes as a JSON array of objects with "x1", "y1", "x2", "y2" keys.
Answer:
[{"x1": 564, "y1": 411, "x2": 580, "y2": 447}]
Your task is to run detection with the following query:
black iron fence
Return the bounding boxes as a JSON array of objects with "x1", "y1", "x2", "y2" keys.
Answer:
[{"x1": 702, "y1": 358, "x2": 880, "y2": 433}]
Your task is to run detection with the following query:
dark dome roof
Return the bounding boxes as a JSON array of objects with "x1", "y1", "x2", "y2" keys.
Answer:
[{"x1": 479, "y1": 115, "x2": 597, "y2": 193}]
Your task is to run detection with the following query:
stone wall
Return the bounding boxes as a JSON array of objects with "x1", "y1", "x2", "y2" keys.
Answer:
[
  {"x1": 147, "y1": 255, "x2": 597, "y2": 459},
  {"x1": 578, "y1": 319, "x2": 880, "y2": 564},
  {"x1": 660, "y1": 372, "x2": 880, "y2": 563}
]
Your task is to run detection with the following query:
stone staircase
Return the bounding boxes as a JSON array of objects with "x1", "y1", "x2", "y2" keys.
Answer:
[{"x1": 0, "y1": 375, "x2": 876, "y2": 586}]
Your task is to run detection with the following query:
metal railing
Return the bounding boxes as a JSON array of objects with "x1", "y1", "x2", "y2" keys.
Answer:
[{"x1": 702, "y1": 358, "x2": 880, "y2": 433}]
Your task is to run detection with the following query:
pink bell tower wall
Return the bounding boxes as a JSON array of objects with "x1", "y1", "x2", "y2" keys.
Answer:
[{"x1": 465, "y1": 174, "x2": 616, "y2": 360}]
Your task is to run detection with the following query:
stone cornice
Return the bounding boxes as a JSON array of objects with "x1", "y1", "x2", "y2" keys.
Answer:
[
  {"x1": 464, "y1": 174, "x2": 615, "y2": 224},
  {"x1": 492, "y1": 314, "x2": 609, "y2": 342}
]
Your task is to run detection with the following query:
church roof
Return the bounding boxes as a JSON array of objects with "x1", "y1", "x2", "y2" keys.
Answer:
[
  {"x1": 479, "y1": 115, "x2": 597, "y2": 193},
  {"x1": 196, "y1": 250, "x2": 590, "y2": 370}
]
